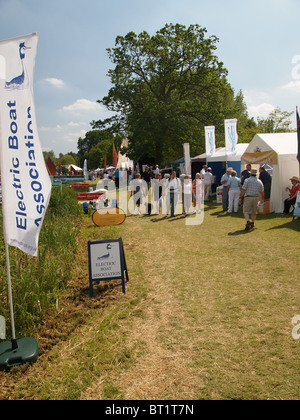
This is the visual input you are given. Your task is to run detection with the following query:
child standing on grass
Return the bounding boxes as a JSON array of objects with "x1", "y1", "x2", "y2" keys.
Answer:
[
  {"x1": 183, "y1": 175, "x2": 193, "y2": 216},
  {"x1": 193, "y1": 173, "x2": 203, "y2": 214}
]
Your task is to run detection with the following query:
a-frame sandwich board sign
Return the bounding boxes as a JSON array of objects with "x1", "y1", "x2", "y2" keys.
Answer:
[{"x1": 88, "y1": 238, "x2": 129, "y2": 297}]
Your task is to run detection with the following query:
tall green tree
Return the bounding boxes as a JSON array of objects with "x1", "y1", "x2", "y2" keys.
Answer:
[
  {"x1": 92, "y1": 23, "x2": 250, "y2": 165},
  {"x1": 256, "y1": 107, "x2": 294, "y2": 133},
  {"x1": 60, "y1": 154, "x2": 76, "y2": 166},
  {"x1": 77, "y1": 129, "x2": 120, "y2": 166},
  {"x1": 88, "y1": 139, "x2": 115, "y2": 168},
  {"x1": 43, "y1": 150, "x2": 57, "y2": 165}
]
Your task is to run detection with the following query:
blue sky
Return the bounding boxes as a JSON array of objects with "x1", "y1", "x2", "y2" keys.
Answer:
[{"x1": 0, "y1": 0, "x2": 299, "y2": 156}]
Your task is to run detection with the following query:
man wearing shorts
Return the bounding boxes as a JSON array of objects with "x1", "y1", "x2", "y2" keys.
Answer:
[{"x1": 238, "y1": 169, "x2": 264, "y2": 231}]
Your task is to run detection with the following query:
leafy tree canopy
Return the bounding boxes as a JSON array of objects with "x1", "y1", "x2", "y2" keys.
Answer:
[
  {"x1": 256, "y1": 107, "x2": 294, "y2": 133},
  {"x1": 43, "y1": 150, "x2": 57, "y2": 165},
  {"x1": 77, "y1": 129, "x2": 121, "y2": 167},
  {"x1": 60, "y1": 154, "x2": 76, "y2": 166},
  {"x1": 92, "y1": 23, "x2": 251, "y2": 165}
]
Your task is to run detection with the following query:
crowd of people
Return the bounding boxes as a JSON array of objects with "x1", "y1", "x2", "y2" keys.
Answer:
[
  {"x1": 95, "y1": 162, "x2": 300, "y2": 229},
  {"x1": 129, "y1": 168, "x2": 202, "y2": 217},
  {"x1": 220, "y1": 164, "x2": 300, "y2": 230}
]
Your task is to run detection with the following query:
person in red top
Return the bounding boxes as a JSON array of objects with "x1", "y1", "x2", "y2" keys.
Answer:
[{"x1": 283, "y1": 176, "x2": 300, "y2": 215}]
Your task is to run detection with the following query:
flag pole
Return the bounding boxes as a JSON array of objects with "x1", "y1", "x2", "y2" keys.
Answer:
[
  {"x1": 297, "y1": 107, "x2": 300, "y2": 177},
  {"x1": 4, "y1": 243, "x2": 18, "y2": 350}
]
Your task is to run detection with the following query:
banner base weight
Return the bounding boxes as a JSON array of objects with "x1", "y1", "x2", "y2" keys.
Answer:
[{"x1": 0, "y1": 337, "x2": 39, "y2": 371}]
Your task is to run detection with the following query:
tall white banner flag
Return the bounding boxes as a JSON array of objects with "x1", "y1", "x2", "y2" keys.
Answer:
[
  {"x1": 183, "y1": 143, "x2": 191, "y2": 176},
  {"x1": 84, "y1": 159, "x2": 88, "y2": 181},
  {"x1": 0, "y1": 33, "x2": 52, "y2": 257},
  {"x1": 205, "y1": 126, "x2": 216, "y2": 157},
  {"x1": 225, "y1": 119, "x2": 238, "y2": 156}
]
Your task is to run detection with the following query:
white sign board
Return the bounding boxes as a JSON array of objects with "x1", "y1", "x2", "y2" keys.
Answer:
[{"x1": 88, "y1": 238, "x2": 128, "y2": 297}]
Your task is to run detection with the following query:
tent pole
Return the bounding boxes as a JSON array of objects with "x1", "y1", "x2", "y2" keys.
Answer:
[{"x1": 5, "y1": 243, "x2": 18, "y2": 349}]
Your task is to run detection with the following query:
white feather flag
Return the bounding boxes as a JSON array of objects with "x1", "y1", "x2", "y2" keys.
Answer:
[
  {"x1": 205, "y1": 126, "x2": 216, "y2": 157},
  {"x1": 225, "y1": 119, "x2": 238, "y2": 156},
  {"x1": 0, "y1": 33, "x2": 51, "y2": 257}
]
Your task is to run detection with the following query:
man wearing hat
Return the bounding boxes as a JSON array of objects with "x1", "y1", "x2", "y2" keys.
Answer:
[
  {"x1": 283, "y1": 176, "x2": 300, "y2": 215},
  {"x1": 239, "y1": 169, "x2": 264, "y2": 231},
  {"x1": 221, "y1": 167, "x2": 233, "y2": 211}
]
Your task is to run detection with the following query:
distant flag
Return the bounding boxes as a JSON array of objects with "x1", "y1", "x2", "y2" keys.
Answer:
[
  {"x1": 297, "y1": 107, "x2": 300, "y2": 164},
  {"x1": 225, "y1": 119, "x2": 238, "y2": 156},
  {"x1": 112, "y1": 144, "x2": 117, "y2": 168},
  {"x1": 84, "y1": 159, "x2": 88, "y2": 181},
  {"x1": 205, "y1": 126, "x2": 216, "y2": 157},
  {"x1": 104, "y1": 153, "x2": 107, "y2": 170}
]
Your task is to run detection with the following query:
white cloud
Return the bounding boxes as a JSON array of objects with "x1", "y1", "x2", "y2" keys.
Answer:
[
  {"x1": 68, "y1": 121, "x2": 86, "y2": 127},
  {"x1": 38, "y1": 124, "x2": 62, "y2": 132},
  {"x1": 62, "y1": 99, "x2": 102, "y2": 112},
  {"x1": 281, "y1": 80, "x2": 300, "y2": 92},
  {"x1": 64, "y1": 129, "x2": 87, "y2": 144},
  {"x1": 43, "y1": 78, "x2": 65, "y2": 88},
  {"x1": 244, "y1": 89, "x2": 276, "y2": 120},
  {"x1": 248, "y1": 103, "x2": 275, "y2": 120}
]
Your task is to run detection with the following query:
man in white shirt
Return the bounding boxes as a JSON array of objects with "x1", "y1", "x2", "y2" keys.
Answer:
[
  {"x1": 154, "y1": 164, "x2": 160, "y2": 175},
  {"x1": 220, "y1": 167, "x2": 233, "y2": 211},
  {"x1": 200, "y1": 164, "x2": 208, "y2": 179},
  {"x1": 239, "y1": 169, "x2": 264, "y2": 230}
]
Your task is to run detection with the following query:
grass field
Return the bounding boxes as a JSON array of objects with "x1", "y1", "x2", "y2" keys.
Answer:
[{"x1": 0, "y1": 195, "x2": 299, "y2": 400}]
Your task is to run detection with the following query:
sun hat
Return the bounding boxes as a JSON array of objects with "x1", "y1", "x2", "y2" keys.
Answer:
[
  {"x1": 290, "y1": 176, "x2": 300, "y2": 182},
  {"x1": 250, "y1": 169, "x2": 257, "y2": 175},
  {"x1": 227, "y1": 167, "x2": 233, "y2": 172}
]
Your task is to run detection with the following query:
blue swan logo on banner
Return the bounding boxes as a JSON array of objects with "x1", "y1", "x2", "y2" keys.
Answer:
[
  {"x1": 209, "y1": 131, "x2": 213, "y2": 155},
  {"x1": 5, "y1": 42, "x2": 31, "y2": 90},
  {"x1": 228, "y1": 125, "x2": 235, "y2": 153}
]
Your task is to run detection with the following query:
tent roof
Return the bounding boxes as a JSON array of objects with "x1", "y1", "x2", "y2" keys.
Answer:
[
  {"x1": 191, "y1": 152, "x2": 206, "y2": 162},
  {"x1": 68, "y1": 164, "x2": 83, "y2": 171},
  {"x1": 207, "y1": 143, "x2": 249, "y2": 162},
  {"x1": 244, "y1": 133, "x2": 297, "y2": 155},
  {"x1": 191, "y1": 148, "x2": 223, "y2": 162},
  {"x1": 172, "y1": 157, "x2": 185, "y2": 165},
  {"x1": 242, "y1": 133, "x2": 297, "y2": 165}
]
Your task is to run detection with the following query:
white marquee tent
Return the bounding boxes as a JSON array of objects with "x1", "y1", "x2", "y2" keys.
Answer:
[
  {"x1": 207, "y1": 143, "x2": 249, "y2": 181},
  {"x1": 241, "y1": 133, "x2": 299, "y2": 213},
  {"x1": 207, "y1": 143, "x2": 249, "y2": 164}
]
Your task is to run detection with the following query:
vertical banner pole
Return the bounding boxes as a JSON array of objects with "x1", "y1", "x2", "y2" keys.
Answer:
[
  {"x1": 5, "y1": 243, "x2": 17, "y2": 348},
  {"x1": 183, "y1": 143, "x2": 191, "y2": 176}
]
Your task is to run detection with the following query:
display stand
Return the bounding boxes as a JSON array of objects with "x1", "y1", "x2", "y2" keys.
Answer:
[{"x1": 0, "y1": 337, "x2": 39, "y2": 371}]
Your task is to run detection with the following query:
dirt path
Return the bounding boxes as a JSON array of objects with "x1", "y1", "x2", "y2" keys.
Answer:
[
  {"x1": 82, "y1": 215, "x2": 203, "y2": 399},
  {"x1": 83, "y1": 218, "x2": 203, "y2": 400}
]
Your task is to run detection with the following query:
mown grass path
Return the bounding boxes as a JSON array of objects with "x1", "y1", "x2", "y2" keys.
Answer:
[{"x1": 1, "y1": 203, "x2": 300, "y2": 400}]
